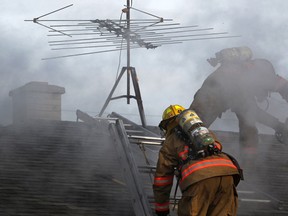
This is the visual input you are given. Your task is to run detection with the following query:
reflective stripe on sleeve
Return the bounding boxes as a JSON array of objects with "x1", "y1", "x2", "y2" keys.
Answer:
[
  {"x1": 154, "y1": 175, "x2": 173, "y2": 186},
  {"x1": 178, "y1": 145, "x2": 189, "y2": 160},
  {"x1": 155, "y1": 201, "x2": 170, "y2": 212},
  {"x1": 214, "y1": 141, "x2": 222, "y2": 151},
  {"x1": 181, "y1": 158, "x2": 237, "y2": 181}
]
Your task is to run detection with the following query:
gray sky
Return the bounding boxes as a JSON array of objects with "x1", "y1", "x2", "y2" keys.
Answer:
[{"x1": 1, "y1": 0, "x2": 288, "y2": 133}]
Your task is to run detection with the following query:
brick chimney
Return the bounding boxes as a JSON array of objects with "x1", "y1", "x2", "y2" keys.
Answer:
[{"x1": 9, "y1": 82, "x2": 65, "y2": 124}]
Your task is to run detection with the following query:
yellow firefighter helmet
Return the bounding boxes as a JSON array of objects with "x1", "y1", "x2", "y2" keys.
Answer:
[{"x1": 159, "y1": 104, "x2": 185, "y2": 130}]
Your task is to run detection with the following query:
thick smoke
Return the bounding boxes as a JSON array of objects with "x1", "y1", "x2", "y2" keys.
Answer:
[{"x1": 1, "y1": 0, "x2": 288, "y2": 126}]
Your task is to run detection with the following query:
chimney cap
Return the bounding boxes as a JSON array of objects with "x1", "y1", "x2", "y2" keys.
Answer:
[{"x1": 9, "y1": 81, "x2": 65, "y2": 97}]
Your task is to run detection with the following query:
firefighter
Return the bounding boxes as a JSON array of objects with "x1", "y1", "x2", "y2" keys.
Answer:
[
  {"x1": 153, "y1": 104, "x2": 241, "y2": 216},
  {"x1": 189, "y1": 47, "x2": 288, "y2": 151}
]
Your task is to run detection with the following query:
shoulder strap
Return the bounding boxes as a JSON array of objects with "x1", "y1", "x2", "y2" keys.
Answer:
[{"x1": 222, "y1": 152, "x2": 244, "y2": 186}]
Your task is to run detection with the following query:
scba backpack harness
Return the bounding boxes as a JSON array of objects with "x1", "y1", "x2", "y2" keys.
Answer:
[{"x1": 172, "y1": 109, "x2": 244, "y2": 208}]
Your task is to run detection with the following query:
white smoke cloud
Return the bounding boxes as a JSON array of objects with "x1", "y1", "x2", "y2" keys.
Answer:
[{"x1": 1, "y1": 0, "x2": 288, "y2": 131}]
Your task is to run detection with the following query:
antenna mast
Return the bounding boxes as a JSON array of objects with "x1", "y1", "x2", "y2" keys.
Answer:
[
  {"x1": 26, "y1": 1, "x2": 240, "y2": 128},
  {"x1": 98, "y1": 0, "x2": 147, "y2": 127}
]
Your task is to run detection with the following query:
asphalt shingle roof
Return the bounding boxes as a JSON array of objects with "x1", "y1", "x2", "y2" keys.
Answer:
[
  {"x1": 0, "y1": 114, "x2": 288, "y2": 216},
  {"x1": 0, "y1": 120, "x2": 135, "y2": 216}
]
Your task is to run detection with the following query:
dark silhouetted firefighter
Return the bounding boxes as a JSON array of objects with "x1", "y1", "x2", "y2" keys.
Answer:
[
  {"x1": 190, "y1": 47, "x2": 288, "y2": 156},
  {"x1": 153, "y1": 105, "x2": 242, "y2": 216}
]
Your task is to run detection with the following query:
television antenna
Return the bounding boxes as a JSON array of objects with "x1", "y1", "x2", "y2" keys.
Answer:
[{"x1": 25, "y1": 1, "x2": 240, "y2": 127}]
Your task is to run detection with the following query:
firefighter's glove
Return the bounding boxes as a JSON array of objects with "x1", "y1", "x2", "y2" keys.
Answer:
[
  {"x1": 207, "y1": 57, "x2": 219, "y2": 67},
  {"x1": 275, "y1": 122, "x2": 288, "y2": 144},
  {"x1": 156, "y1": 210, "x2": 169, "y2": 216},
  {"x1": 275, "y1": 130, "x2": 284, "y2": 143}
]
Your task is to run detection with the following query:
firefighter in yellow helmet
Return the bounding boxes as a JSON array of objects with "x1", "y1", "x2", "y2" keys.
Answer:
[{"x1": 153, "y1": 104, "x2": 242, "y2": 216}]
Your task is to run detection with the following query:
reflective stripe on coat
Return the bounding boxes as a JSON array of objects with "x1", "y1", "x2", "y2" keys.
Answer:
[{"x1": 153, "y1": 128, "x2": 240, "y2": 211}]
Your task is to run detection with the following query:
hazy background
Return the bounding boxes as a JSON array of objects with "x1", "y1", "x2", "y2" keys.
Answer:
[{"x1": 1, "y1": 0, "x2": 288, "y2": 133}]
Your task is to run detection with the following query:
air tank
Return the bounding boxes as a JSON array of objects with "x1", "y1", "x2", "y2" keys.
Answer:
[
  {"x1": 207, "y1": 46, "x2": 253, "y2": 67},
  {"x1": 177, "y1": 109, "x2": 215, "y2": 149}
]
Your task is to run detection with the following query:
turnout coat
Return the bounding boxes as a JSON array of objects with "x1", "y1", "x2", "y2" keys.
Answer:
[{"x1": 153, "y1": 128, "x2": 240, "y2": 213}]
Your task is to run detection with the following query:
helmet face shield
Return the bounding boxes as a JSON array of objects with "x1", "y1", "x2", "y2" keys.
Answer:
[{"x1": 158, "y1": 118, "x2": 173, "y2": 131}]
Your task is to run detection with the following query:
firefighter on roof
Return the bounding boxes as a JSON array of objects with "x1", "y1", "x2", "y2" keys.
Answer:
[
  {"x1": 153, "y1": 104, "x2": 242, "y2": 216},
  {"x1": 190, "y1": 46, "x2": 288, "y2": 153}
]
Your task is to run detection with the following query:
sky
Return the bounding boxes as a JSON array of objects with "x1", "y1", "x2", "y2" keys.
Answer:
[{"x1": 1, "y1": 0, "x2": 288, "y2": 133}]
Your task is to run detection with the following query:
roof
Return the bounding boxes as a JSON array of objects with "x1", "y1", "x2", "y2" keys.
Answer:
[
  {"x1": 215, "y1": 131, "x2": 288, "y2": 216},
  {"x1": 0, "y1": 118, "x2": 137, "y2": 215},
  {"x1": 0, "y1": 112, "x2": 287, "y2": 216}
]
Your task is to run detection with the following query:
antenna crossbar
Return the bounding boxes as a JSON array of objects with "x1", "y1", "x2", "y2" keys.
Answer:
[{"x1": 26, "y1": 1, "x2": 240, "y2": 127}]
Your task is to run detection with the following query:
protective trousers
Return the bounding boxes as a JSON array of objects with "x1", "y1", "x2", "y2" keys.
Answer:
[{"x1": 177, "y1": 176, "x2": 238, "y2": 216}]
